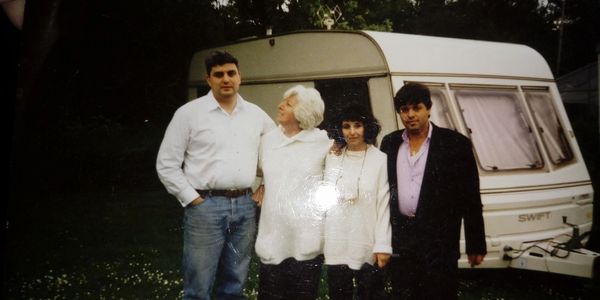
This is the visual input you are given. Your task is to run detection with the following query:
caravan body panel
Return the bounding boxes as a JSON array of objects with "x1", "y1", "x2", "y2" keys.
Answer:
[
  {"x1": 366, "y1": 30, "x2": 553, "y2": 80},
  {"x1": 188, "y1": 30, "x2": 595, "y2": 277}
]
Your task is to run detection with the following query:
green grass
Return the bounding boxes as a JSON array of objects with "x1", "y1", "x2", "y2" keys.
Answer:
[
  {"x1": 6, "y1": 188, "x2": 599, "y2": 299},
  {"x1": 6, "y1": 189, "x2": 184, "y2": 299}
]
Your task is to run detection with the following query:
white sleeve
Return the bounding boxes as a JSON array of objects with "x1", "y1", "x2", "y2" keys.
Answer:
[
  {"x1": 156, "y1": 108, "x2": 199, "y2": 207},
  {"x1": 260, "y1": 109, "x2": 276, "y2": 135},
  {"x1": 323, "y1": 152, "x2": 342, "y2": 184},
  {"x1": 372, "y1": 155, "x2": 393, "y2": 254}
]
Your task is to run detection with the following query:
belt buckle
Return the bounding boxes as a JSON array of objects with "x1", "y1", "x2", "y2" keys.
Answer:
[{"x1": 225, "y1": 189, "x2": 236, "y2": 197}]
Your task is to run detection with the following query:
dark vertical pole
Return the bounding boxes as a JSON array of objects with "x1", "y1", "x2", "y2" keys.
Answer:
[{"x1": 555, "y1": 0, "x2": 566, "y2": 76}]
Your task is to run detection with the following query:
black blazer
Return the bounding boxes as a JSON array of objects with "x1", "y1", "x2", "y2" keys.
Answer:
[{"x1": 380, "y1": 123, "x2": 486, "y2": 261}]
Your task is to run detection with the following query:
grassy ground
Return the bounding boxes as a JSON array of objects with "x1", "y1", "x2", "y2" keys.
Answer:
[
  {"x1": 6, "y1": 189, "x2": 183, "y2": 299},
  {"x1": 5, "y1": 187, "x2": 599, "y2": 299},
  {"x1": 6, "y1": 112, "x2": 599, "y2": 298}
]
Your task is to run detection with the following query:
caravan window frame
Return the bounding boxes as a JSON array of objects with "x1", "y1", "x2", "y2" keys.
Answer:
[
  {"x1": 450, "y1": 84, "x2": 545, "y2": 172},
  {"x1": 401, "y1": 81, "x2": 456, "y2": 130},
  {"x1": 429, "y1": 85, "x2": 456, "y2": 130},
  {"x1": 314, "y1": 77, "x2": 373, "y2": 137},
  {"x1": 522, "y1": 86, "x2": 574, "y2": 166}
]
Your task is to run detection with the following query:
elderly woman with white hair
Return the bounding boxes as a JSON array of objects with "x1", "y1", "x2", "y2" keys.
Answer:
[{"x1": 254, "y1": 85, "x2": 332, "y2": 299}]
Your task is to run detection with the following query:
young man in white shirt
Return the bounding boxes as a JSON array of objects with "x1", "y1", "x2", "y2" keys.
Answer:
[{"x1": 157, "y1": 51, "x2": 275, "y2": 300}]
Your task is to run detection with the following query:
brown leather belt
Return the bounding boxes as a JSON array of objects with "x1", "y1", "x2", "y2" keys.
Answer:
[{"x1": 196, "y1": 188, "x2": 251, "y2": 198}]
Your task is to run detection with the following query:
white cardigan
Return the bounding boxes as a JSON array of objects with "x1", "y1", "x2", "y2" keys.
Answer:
[
  {"x1": 255, "y1": 127, "x2": 333, "y2": 264},
  {"x1": 323, "y1": 145, "x2": 392, "y2": 270}
]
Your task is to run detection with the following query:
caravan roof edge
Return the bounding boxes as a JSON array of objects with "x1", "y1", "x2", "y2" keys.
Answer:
[
  {"x1": 190, "y1": 30, "x2": 555, "y2": 83},
  {"x1": 363, "y1": 30, "x2": 554, "y2": 80}
]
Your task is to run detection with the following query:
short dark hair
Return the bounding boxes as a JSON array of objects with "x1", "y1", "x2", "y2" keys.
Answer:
[
  {"x1": 204, "y1": 51, "x2": 239, "y2": 75},
  {"x1": 393, "y1": 82, "x2": 432, "y2": 112},
  {"x1": 329, "y1": 104, "x2": 381, "y2": 147}
]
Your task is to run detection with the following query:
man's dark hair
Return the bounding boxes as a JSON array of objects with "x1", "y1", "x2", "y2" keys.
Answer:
[
  {"x1": 204, "y1": 51, "x2": 239, "y2": 75},
  {"x1": 329, "y1": 104, "x2": 381, "y2": 147},
  {"x1": 393, "y1": 82, "x2": 432, "y2": 112}
]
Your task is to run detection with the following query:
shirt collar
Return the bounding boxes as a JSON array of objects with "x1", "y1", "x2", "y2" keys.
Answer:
[
  {"x1": 402, "y1": 121, "x2": 433, "y2": 143},
  {"x1": 206, "y1": 91, "x2": 246, "y2": 113},
  {"x1": 276, "y1": 127, "x2": 329, "y2": 147}
]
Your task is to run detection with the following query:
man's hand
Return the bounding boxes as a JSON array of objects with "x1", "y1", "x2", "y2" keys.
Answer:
[
  {"x1": 468, "y1": 254, "x2": 485, "y2": 267},
  {"x1": 329, "y1": 142, "x2": 343, "y2": 156},
  {"x1": 188, "y1": 195, "x2": 205, "y2": 207},
  {"x1": 252, "y1": 185, "x2": 265, "y2": 206},
  {"x1": 373, "y1": 253, "x2": 391, "y2": 269}
]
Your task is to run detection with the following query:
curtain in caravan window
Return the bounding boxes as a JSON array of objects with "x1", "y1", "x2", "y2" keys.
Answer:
[
  {"x1": 455, "y1": 90, "x2": 542, "y2": 171},
  {"x1": 525, "y1": 91, "x2": 573, "y2": 164},
  {"x1": 429, "y1": 89, "x2": 454, "y2": 129}
]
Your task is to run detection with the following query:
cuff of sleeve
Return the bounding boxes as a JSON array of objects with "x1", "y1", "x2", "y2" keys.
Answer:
[
  {"x1": 178, "y1": 186, "x2": 200, "y2": 207},
  {"x1": 466, "y1": 243, "x2": 488, "y2": 256},
  {"x1": 372, "y1": 244, "x2": 393, "y2": 254}
]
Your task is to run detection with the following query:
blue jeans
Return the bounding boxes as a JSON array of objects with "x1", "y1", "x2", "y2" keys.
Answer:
[{"x1": 183, "y1": 194, "x2": 256, "y2": 300}]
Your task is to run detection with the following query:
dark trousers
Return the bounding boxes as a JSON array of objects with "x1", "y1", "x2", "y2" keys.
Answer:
[
  {"x1": 258, "y1": 256, "x2": 323, "y2": 300},
  {"x1": 327, "y1": 264, "x2": 388, "y2": 300},
  {"x1": 390, "y1": 249, "x2": 458, "y2": 300}
]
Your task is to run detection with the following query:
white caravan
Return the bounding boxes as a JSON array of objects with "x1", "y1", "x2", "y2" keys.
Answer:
[{"x1": 188, "y1": 31, "x2": 598, "y2": 278}]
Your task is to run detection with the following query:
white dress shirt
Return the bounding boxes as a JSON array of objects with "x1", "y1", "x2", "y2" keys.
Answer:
[
  {"x1": 255, "y1": 127, "x2": 332, "y2": 264},
  {"x1": 156, "y1": 91, "x2": 275, "y2": 207}
]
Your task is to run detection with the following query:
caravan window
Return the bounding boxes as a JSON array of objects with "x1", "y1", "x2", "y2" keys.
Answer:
[
  {"x1": 524, "y1": 89, "x2": 574, "y2": 165},
  {"x1": 429, "y1": 87, "x2": 454, "y2": 130},
  {"x1": 453, "y1": 88, "x2": 543, "y2": 171},
  {"x1": 315, "y1": 77, "x2": 372, "y2": 137}
]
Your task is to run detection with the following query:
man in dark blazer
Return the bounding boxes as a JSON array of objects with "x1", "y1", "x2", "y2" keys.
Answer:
[{"x1": 380, "y1": 83, "x2": 486, "y2": 299}]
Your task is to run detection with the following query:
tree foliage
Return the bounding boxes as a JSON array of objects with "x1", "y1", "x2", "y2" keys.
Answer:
[
  {"x1": 211, "y1": 0, "x2": 598, "y2": 76},
  {"x1": 11, "y1": 0, "x2": 598, "y2": 194}
]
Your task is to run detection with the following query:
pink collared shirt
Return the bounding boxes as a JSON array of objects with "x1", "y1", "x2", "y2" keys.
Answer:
[{"x1": 396, "y1": 122, "x2": 433, "y2": 216}]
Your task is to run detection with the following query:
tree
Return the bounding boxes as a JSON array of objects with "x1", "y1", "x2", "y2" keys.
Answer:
[
  {"x1": 546, "y1": 0, "x2": 600, "y2": 75},
  {"x1": 212, "y1": 0, "x2": 394, "y2": 38}
]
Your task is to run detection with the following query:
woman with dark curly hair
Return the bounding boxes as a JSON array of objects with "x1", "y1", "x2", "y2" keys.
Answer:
[{"x1": 323, "y1": 104, "x2": 392, "y2": 300}]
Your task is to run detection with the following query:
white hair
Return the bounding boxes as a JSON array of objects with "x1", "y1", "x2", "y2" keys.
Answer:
[{"x1": 283, "y1": 85, "x2": 325, "y2": 130}]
